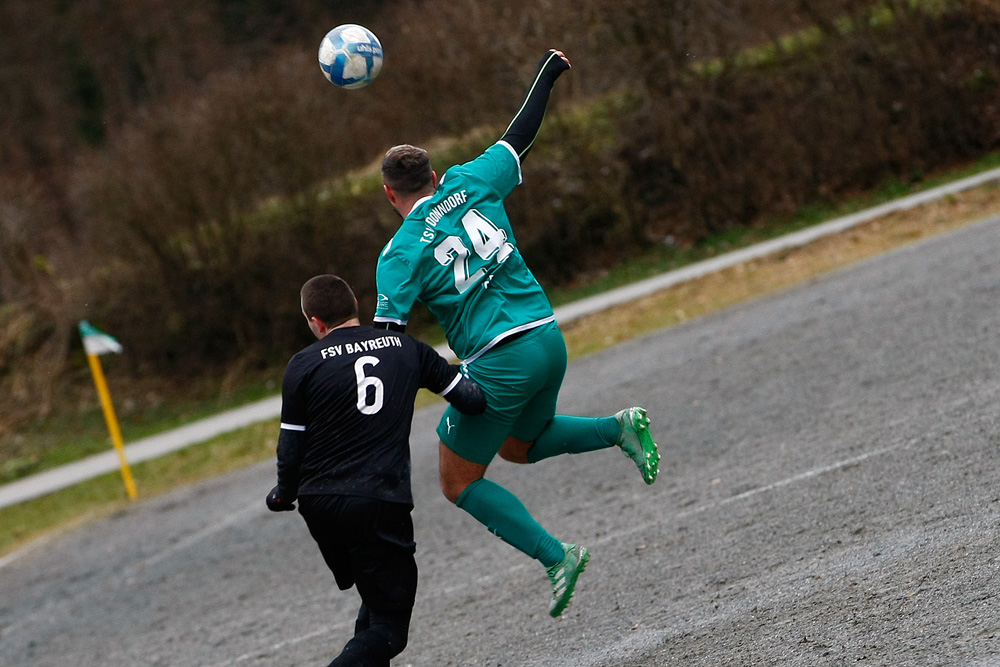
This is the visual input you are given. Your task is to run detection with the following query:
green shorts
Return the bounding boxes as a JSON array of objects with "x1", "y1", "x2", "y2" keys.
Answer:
[{"x1": 437, "y1": 321, "x2": 567, "y2": 465}]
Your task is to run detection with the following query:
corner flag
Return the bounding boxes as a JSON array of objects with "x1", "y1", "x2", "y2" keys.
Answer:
[
  {"x1": 78, "y1": 321, "x2": 136, "y2": 500},
  {"x1": 79, "y1": 320, "x2": 124, "y2": 356}
]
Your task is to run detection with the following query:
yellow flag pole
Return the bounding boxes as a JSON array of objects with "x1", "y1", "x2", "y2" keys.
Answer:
[{"x1": 86, "y1": 352, "x2": 138, "y2": 500}]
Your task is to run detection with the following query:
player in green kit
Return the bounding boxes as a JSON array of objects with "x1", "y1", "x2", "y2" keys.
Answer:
[{"x1": 374, "y1": 49, "x2": 660, "y2": 617}]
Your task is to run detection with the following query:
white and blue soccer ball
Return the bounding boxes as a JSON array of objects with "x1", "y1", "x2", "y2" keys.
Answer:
[{"x1": 318, "y1": 24, "x2": 384, "y2": 90}]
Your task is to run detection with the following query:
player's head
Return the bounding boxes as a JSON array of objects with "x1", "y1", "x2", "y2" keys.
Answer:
[
  {"x1": 381, "y1": 144, "x2": 433, "y2": 195},
  {"x1": 300, "y1": 275, "x2": 359, "y2": 338}
]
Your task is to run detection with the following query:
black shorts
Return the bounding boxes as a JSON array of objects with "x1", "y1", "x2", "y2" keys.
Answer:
[{"x1": 298, "y1": 495, "x2": 417, "y2": 613}]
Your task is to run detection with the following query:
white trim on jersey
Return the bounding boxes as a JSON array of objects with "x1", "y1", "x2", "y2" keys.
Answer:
[
  {"x1": 438, "y1": 371, "x2": 463, "y2": 397},
  {"x1": 372, "y1": 315, "x2": 408, "y2": 326},
  {"x1": 463, "y1": 315, "x2": 556, "y2": 365},
  {"x1": 280, "y1": 422, "x2": 306, "y2": 432},
  {"x1": 496, "y1": 140, "x2": 524, "y2": 184}
]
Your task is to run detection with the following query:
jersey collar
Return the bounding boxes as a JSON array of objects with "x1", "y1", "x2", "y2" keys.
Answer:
[{"x1": 410, "y1": 194, "x2": 434, "y2": 214}]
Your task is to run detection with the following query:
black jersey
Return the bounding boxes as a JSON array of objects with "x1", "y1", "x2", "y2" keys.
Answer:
[{"x1": 279, "y1": 326, "x2": 463, "y2": 504}]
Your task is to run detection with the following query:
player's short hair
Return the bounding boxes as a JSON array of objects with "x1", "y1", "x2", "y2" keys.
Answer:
[
  {"x1": 381, "y1": 144, "x2": 433, "y2": 195},
  {"x1": 301, "y1": 275, "x2": 358, "y2": 328}
]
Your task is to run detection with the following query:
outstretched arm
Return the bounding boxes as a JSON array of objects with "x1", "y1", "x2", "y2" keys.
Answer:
[{"x1": 500, "y1": 49, "x2": 572, "y2": 162}]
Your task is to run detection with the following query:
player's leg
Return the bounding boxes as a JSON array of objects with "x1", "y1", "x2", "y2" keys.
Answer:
[
  {"x1": 353, "y1": 603, "x2": 371, "y2": 637},
  {"x1": 445, "y1": 433, "x2": 590, "y2": 616},
  {"x1": 328, "y1": 602, "x2": 402, "y2": 667},
  {"x1": 298, "y1": 494, "x2": 358, "y2": 590},
  {"x1": 440, "y1": 325, "x2": 590, "y2": 615},
  {"x1": 500, "y1": 323, "x2": 661, "y2": 484},
  {"x1": 301, "y1": 496, "x2": 416, "y2": 666},
  {"x1": 327, "y1": 608, "x2": 410, "y2": 667},
  {"x1": 517, "y1": 409, "x2": 660, "y2": 484},
  {"x1": 334, "y1": 500, "x2": 416, "y2": 666},
  {"x1": 451, "y1": 465, "x2": 587, "y2": 618},
  {"x1": 439, "y1": 441, "x2": 564, "y2": 565},
  {"x1": 500, "y1": 324, "x2": 616, "y2": 459},
  {"x1": 505, "y1": 416, "x2": 620, "y2": 462},
  {"x1": 470, "y1": 323, "x2": 608, "y2": 463},
  {"x1": 437, "y1": 331, "x2": 568, "y2": 569},
  {"x1": 437, "y1": 441, "x2": 489, "y2": 504}
]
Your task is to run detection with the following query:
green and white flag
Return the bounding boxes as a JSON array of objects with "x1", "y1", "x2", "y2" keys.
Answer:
[{"x1": 79, "y1": 320, "x2": 123, "y2": 356}]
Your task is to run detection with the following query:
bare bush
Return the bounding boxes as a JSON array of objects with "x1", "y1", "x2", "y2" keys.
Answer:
[
  {"x1": 619, "y1": 1, "x2": 1000, "y2": 242},
  {"x1": 0, "y1": 176, "x2": 91, "y2": 425},
  {"x1": 3, "y1": 0, "x2": 1000, "y2": 431}
]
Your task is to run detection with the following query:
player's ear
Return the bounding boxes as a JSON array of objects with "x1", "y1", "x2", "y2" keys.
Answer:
[
  {"x1": 308, "y1": 315, "x2": 329, "y2": 339},
  {"x1": 383, "y1": 184, "x2": 397, "y2": 205},
  {"x1": 431, "y1": 170, "x2": 438, "y2": 189}
]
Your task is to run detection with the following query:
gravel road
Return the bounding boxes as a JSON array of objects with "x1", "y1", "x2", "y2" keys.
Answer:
[{"x1": 2, "y1": 215, "x2": 999, "y2": 666}]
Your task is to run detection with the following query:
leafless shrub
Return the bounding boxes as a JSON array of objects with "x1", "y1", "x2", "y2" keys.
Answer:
[
  {"x1": 3, "y1": 0, "x2": 1000, "y2": 428},
  {"x1": 619, "y1": 0, "x2": 1000, "y2": 242}
]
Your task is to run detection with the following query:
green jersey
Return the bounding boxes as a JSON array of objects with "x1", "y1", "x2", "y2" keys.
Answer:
[{"x1": 374, "y1": 142, "x2": 555, "y2": 362}]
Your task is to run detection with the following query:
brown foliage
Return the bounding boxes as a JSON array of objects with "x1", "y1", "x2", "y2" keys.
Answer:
[
  {"x1": 2, "y1": 0, "x2": 1000, "y2": 428},
  {"x1": 620, "y1": 1, "x2": 1000, "y2": 240}
]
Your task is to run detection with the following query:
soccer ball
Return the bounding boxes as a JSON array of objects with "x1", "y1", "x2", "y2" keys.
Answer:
[{"x1": 318, "y1": 24, "x2": 384, "y2": 90}]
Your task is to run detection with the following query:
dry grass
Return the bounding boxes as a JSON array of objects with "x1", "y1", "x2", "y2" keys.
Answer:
[
  {"x1": 0, "y1": 421, "x2": 276, "y2": 560},
  {"x1": 562, "y1": 182, "x2": 1000, "y2": 357}
]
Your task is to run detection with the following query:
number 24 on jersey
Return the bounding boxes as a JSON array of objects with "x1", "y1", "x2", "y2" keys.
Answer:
[{"x1": 433, "y1": 209, "x2": 513, "y2": 294}]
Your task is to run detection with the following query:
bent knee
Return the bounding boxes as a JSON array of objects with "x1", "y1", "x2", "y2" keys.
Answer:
[
  {"x1": 497, "y1": 448, "x2": 530, "y2": 464},
  {"x1": 439, "y1": 469, "x2": 479, "y2": 505},
  {"x1": 498, "y1": 437, "x2": 532, "y2": 464},
  {"x1": 440, "y1": 479, "x2": 466, "y2": 505},
  {"x1": 439, "y1": 441, "x2": 489, "y2": 504}
]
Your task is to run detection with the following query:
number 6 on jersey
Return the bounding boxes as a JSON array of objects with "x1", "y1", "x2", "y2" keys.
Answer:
[{"x1": 354, "y1": 356, "x2": 384, "y2": 414}]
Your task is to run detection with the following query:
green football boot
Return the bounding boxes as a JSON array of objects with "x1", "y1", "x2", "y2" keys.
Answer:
[
  {"x1": 546, "y1": 542, "x2": 590, "y2": 617},
  {"x1": 615, "y1": 407, "x2": 660, "y2": 485}
]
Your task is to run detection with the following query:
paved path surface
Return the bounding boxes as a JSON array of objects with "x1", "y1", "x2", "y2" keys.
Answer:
[
  {"x1": 3, "y1": 165, "x2": 1000, "y2": 509},
  {"x1": 2, "y1": 213, "x2": 999, "y2": 665}
]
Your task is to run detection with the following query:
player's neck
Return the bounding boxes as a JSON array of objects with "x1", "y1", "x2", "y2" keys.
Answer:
[
  {"x1": 331, "y1": 317, "x2": 361, "y2": 331},
  {"x1": 316, "y1": 317, "x2": 361, "y2": 339},
  {"x1": 397, "y1": 190, "x2": 434, "y2": 218}
]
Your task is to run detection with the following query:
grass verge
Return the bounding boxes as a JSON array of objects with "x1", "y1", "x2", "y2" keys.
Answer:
[{"x1": 0, "y1": 421, "x2": 276, "y2": 559}]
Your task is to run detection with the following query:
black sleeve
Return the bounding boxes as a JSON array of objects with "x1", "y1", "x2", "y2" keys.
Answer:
[
  {"x1": 275, "y1": 428, "x2": 305, "y2": 499},
  {"x1": 500, "y1": 50, "x2": 571, "y2": 161},
  {"x1": 443, "y1": 375, "x2": 487, "y2": 415},
  {"x1": 412, "y1": 337, "x2": 488, "y2": 415}
]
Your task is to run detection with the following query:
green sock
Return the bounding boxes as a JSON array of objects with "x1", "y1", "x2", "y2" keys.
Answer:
[
  {"x1": 456, "y1": 478, "x2": 565, "y2": 567},
  {"x1": 526, "y1": 415, "x2": 620, "y2": 463}
]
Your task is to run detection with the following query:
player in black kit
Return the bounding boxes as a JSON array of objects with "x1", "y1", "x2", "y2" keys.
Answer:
[{"x1": 266, "y1": 274, "x2": 486, "y2": 667}]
